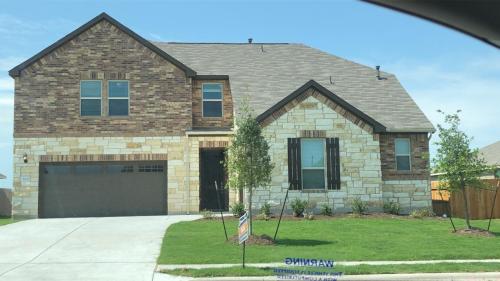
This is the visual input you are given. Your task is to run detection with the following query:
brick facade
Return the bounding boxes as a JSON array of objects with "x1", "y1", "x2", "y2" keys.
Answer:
[
  {"x1": 14, "y1": 19, "x2": 193, "y2": 137},
  {"x1": 192, "y1": 79, "x2": 233, "y2": 129},
  {"x1": 379, "y1": 133, "x2": 430, "y2": 180},
  {"x1": 10, "y1": 14, "x2": 432, "y2": 218}
]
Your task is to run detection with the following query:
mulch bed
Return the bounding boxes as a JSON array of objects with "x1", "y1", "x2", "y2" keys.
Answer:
[
  {"x1": 201, "y1": 212, "x2": 449, "y2": 223},
  {"x1": 228, "y1": 234, "x2": 275, "y2": 245},
  {"x1": 453, "y1": 227, "x2": 495, "y2": 237}
]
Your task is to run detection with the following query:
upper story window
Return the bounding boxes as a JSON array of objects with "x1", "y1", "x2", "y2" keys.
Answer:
[
  {"x1": 202, "y1": 83, "x2": 223, "y2": 117},
  {"x1": 395, "y1": 138, "x2": 411, "y2": 171},
  {"x1": 80, "y1": 80, "x2": 102, "y2": 116},
  {"x1": 108, "y1": 81, "x2": 129, "y2": 116},
  {"x1": 301, "y1": 139, "x2": 326, "y2": 189}
]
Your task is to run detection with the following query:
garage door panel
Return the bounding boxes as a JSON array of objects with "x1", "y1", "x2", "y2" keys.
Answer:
[{"x1": 39, "y1": 162, "x2": 167, "y2": 218}]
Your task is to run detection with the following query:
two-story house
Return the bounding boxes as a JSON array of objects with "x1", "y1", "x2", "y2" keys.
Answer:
[{"x1": 9, "y1": 13, "x2": 434, "y2": 219}]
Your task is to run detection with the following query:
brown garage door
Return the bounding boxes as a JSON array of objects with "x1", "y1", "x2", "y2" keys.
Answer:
[{"x1": 39, "y1": 161, "x2": 167, "y2": 218}]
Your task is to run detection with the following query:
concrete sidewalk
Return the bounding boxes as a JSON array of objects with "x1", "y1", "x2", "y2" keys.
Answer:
[
  {"x1": 153, "y1": 272, "x2": 500, "y2": 281},
  {"x1": 158, "y1": 259, "x2": 500, "y2": 270}
]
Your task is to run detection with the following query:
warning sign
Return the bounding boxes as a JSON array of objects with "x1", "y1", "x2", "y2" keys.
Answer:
[{"x1": 238, "y1": 212, "x2": 249, "y2": 244}]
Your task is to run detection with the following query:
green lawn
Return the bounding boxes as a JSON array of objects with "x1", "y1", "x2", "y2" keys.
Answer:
[
  {"x1": 158, "y1": 216, "x2": 500, "y2": 264},
  {"x1": 0, "y1": 217, "x2": 13, "y2": 226},
  {"x1": 162, "y1": 263, "x2": 500, "y2": 277}
]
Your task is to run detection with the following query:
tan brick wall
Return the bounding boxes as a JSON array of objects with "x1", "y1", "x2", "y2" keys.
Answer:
[
  {"x1": 186, "y1": 136, "x2": 237, "y2": 213},
  {"x1": 12, "y1": 135, "x2": 237, "y2": 218},
  {"x1": 192, "y1": 79, "x2": 233, "y2": 128},
  {"x1": 379, "y1": 133, "x2": 430, "y2": 180},
  {"x1": 14, "y1": 19, "x2": 192, "y2": 137}
]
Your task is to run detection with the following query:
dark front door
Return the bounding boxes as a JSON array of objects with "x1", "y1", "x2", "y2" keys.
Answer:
[
  {"x1": 39, "y1": 161, "x2": 167, "y2": 218},
  {"x1": 199, "y1": 149, "x2": 228, "y2": 211}
]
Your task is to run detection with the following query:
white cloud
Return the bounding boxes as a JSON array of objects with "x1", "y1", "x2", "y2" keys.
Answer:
[
  {"x1": 0, "y1": 57, "x2": 25, "y2": 71},
  {"x1": 0, "y1": 14, "x2": 76, "y2": 36},
  {"x1": 0, "y1": 77, "x2": 14, "y2": 92},
  {"x1": 381, "y1": 56, "x2": 500, "y2": 151},
  {"x1": 0, "y1": 95, "x2": 14, "y2": 106}
]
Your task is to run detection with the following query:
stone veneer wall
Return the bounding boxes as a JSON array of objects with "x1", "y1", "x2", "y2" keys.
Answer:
[
  {"x1": 12, "y1": 135, "x2": 237, "y2": 218},
  {"x1": 382, "y1": 180, "x2": 431, "y2": 211},
  {"x1": 258, "y1": 92, "x2": 384, "y2": 213}
]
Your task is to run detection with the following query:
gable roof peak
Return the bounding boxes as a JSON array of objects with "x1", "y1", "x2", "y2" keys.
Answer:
[
  {"x1": 256, "y1": 79, "x2": 387, "y2": 133},
  {"x1": 9, "y1": 12, "x2": 196, "y2": 78}
]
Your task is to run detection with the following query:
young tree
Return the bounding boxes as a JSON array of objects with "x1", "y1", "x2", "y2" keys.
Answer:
[
  {"x1": 225, "y1": 102, "x2": 274, "y2": 235},
  {"x1": 433, "y1": 110, "x2": 490, "y2": 229}
]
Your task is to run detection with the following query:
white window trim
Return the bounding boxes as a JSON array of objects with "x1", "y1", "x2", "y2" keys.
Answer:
[
  {"x1": 301, "y1": 138, "x2": 327, "y2": 190},
  {"x1": 202, "y1": 83, "x2": 223, "y2": 118},
  {"x1": 395, "y1": 138, "x2": 412, "y2": 171},
  {"x1": 108, "y1": 80, "x2": 130, "y2": 116},
  {"x1": 80, "y1": 80, "x2": 102, "y2": 116}
]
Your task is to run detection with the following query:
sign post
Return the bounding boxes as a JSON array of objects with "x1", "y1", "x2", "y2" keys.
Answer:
[{"x1": 238, "y1": 212, "x2": 249, "y2": 268}]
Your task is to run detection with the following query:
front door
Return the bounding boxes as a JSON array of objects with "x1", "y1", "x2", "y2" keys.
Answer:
[{"x1": 199, "y1": 149, "x2": 228, "y2": 211}]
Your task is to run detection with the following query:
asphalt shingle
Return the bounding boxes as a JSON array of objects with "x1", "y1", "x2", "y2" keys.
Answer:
[
  {"x1": 154, "y1": 42, "x2": 435, "y2": 133},
  {"x1": 480, "y1": 141, "x2": 500, "y2": 166}
]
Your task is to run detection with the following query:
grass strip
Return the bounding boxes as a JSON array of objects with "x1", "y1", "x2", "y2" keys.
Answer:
[{"x1": 161, "y1": 262, "x2": 500, "y2": 277}]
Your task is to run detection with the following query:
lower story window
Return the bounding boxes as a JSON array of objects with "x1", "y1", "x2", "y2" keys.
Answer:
[{"x1": 301, "y1": 138, "x2": 326, "y2": 189}]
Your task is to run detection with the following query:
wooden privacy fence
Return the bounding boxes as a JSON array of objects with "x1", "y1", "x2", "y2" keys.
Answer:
[{"x1": 431, "y1": 179, "x2": 500, "y2": 219}]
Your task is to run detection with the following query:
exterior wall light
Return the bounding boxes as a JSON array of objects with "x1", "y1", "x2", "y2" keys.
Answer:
[{"x1": 23, "y1": 153, "x2": 28, "y2": 163}]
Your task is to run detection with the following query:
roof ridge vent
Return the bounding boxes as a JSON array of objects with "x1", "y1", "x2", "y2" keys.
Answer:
[{"x1": 248, "y1": 38, "x2": 253, "y2": 44}]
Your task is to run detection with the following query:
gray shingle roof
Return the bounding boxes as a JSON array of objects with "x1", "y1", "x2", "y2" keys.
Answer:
[
  {"x1": 0, "y1": 173, "x2": 6, "y2": 180},
  {"x1": 480, "y1": 141, "x2": 500, "y2": 166},
  {"x1": 154, "y1": 42, "x2": 435, "y2": 133}
]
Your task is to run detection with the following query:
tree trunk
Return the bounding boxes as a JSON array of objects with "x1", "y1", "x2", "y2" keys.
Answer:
[
  {"x1": 248, "y1": 145, "x2": 254, "y2": 235},
  {"x1": 461, "y1": 183, "x2": 472, "y2": 229},
  {"x1": 248, "y1": 186, "x2": 253, "y2": 235}
]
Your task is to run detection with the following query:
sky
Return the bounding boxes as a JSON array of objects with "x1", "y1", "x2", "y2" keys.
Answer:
[{"x1": 0, "y1": 0, "x2": 499, "y2": 188}]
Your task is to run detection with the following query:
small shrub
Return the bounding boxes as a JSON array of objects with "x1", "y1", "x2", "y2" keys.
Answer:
[
  {"x1": 410, "y1": 207, "x2": 435, "y2": 218},
  {"x1": 306, "y1": 214, "x2": 315, "y2": 220},
  {"x1": 231, "y1": 202, "x2": 246, "y2": 218},
  {"x1": 201, "y1": 209, "x2": 214, "y2": 220},
  {"x1": 320, "y1": 204, "x2": 333, "y2": 216},
  {"x1": 255, "y1": 213, "x2": 270, "y2": 221},
  {"x1": 260, "y1": 202, "x2": 272, "y2": 217},
  {"x1": 351, "y1": 198, "x2": 367, "y2": 215},
  {"x1": 383, "y1": 201, "x2": 401, "y2": 215},
  {"x1": 290, "y1": 198, "x2": 308, "y2": 217}
]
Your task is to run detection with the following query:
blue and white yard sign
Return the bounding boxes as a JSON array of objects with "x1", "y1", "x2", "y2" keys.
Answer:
[{"x1": 238, "y1": 212, "x2": 249, "y2": 244}]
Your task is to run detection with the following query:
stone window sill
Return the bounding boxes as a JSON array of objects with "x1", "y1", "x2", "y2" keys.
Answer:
[
  {"x1": 80, "y1": 116, "x2": 131, "y2": 120},
  {"x1": 301, "y1": 189, "x2": 327, "y2": 193}
]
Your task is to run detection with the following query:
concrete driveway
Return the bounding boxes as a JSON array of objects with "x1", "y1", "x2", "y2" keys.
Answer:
[{"x1": 0, "y1": 215, "x2": 200, "y2": 281}]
